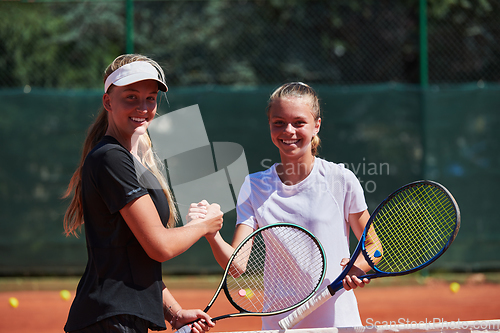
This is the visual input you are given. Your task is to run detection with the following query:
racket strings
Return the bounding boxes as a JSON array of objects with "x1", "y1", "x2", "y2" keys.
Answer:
[
  {"x1": 263, "y1": 230, "x2": 323, "y2": 312},
  {"x1": 234, "y1": 230, "x2": 320, "y2": 311},
  {"x1": 367, "y1": 183, "x2": 457, "y2": 273},
  {"x1": 381, "y1": 186, "x2": 455, "y2": 269},
  {"x1": 378, "y1": 188, "x2": 451, "y2": 269},
  {"x1": 225, "y1": 226, "x2": 324, "y2": 314}
]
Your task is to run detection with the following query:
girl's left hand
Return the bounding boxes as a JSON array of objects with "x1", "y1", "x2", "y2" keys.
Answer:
[
  {"x1": 340, "y1": 258, "x2": 370, "y2": 291},
  {"x1": 174, "y1": 309, "x2": 215, "y2": 333}
]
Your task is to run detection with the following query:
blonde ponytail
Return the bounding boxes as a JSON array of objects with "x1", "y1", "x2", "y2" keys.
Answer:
[
  {"x1": 63, "y1": 109, "x2": 108, "y2": 236},
  {"x1": 311, "y1": 134, "x2": 321, "y2": 157}
]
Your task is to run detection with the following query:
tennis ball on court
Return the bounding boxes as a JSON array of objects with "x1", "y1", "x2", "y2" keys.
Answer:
[
  {"x1": 8, "y1": 297, "x2": 19, "y2": 308},
  {"x1": 60, "y1": 290, "x2": 71, "y2": 301},
  {"x1": 244, "y1": 288, "x2": 254, "y2": 299},
  {"x1": 449, "y1": 282, "x2": 460, "y2": 293}
]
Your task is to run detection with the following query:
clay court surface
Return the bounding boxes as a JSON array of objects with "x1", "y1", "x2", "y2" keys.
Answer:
[{"x1": 1, "y1": 275, "x2": 499, "y2": 333}]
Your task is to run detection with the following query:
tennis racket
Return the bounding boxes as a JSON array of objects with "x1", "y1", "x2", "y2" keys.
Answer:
[
  {"x1": 177, "y1": 223, "x2": 327, "y2": 333},
  {"x1": 279, "y1": 180, "x2": 460, "y2": 329}
]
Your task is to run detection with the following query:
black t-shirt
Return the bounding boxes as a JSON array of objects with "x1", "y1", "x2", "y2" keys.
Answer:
[{"x1": 64, "y1": 136, "x2": 170, "y2": 332}]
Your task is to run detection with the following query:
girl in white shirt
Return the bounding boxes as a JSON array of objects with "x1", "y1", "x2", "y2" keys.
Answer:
[{"x1": 190, "y1": 82, "x2": 372, "y2": 329}]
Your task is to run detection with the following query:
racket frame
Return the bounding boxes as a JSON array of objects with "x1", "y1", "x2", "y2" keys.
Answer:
[
  {"x1": 207, "y1": 222, "x2": 327, "y2": 321},
  {"x1": 328, "y1": 180, "x2": 460, "y2": 295}
]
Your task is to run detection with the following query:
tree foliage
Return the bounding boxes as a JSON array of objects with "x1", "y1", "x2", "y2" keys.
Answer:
[{"x1": 0, "y1": 0, "x2": 498, "y2": 88}]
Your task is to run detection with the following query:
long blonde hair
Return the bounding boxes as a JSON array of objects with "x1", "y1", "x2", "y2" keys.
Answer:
[
  {"x1": 63, "y1": 54, "x2": 178, "y2": 237},
  {"x1": 267, "y1": 82, "x2": 322, "y2": 156}
]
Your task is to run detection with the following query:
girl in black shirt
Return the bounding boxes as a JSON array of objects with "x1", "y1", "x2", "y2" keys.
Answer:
[{"x1": 63, "y1": 54, "x2": 222, "y2": 333}]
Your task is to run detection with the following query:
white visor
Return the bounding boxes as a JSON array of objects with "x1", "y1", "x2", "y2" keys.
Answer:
[{"x1": 104, "y1": 61, "x2": 168, "y2": 93}]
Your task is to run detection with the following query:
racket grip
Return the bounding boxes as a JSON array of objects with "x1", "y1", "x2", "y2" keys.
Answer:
[{"x1": 278, "y1": 287, "x2": 332, "y2": 329}]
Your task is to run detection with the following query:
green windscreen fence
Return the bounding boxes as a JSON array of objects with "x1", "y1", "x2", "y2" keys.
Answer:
[{"x1": 0, "y1": 83, "x2": 498, "y2": 275}]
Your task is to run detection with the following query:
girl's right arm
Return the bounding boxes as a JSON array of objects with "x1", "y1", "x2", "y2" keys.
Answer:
[{"x1": 120, "y1": 195, "x2": 224, "y2": 263}]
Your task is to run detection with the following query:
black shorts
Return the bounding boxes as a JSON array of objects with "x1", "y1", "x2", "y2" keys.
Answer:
[{"x1": 67, "y1": 314, "x2": 150, "y2": 333}]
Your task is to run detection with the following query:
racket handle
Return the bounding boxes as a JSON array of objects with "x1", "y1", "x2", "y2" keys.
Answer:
[{"x1": 278, "y1": 287, "x2": 332, "y2": 329}]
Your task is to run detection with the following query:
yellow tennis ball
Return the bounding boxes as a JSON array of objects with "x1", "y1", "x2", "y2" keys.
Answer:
[
  {"x1": 450, "y1": 282, "x2": 460, "y2": 293},
  {"x1": 8, "y1": 297, "x2": 19, "y2": 308},
  {"x1": 244, "y1": 288, "x2": 254, "y2": 299},
  {"x1": 60, "y1": 290, "x2": 71, "y2": 301}
]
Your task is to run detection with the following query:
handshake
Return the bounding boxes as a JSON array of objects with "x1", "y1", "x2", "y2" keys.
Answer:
[{"x1": 185, "y1": 200, "x2": 223, "y2": 237}]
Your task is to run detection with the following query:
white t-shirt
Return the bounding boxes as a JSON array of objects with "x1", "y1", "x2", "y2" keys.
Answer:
[{"x1": 236, "y1": 157, "x2": 368, "y2": 329}]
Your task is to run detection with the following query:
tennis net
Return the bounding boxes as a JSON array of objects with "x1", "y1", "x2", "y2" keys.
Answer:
[{"x1": 226, "y1": 320, "x2": 500, "y2": 333}]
